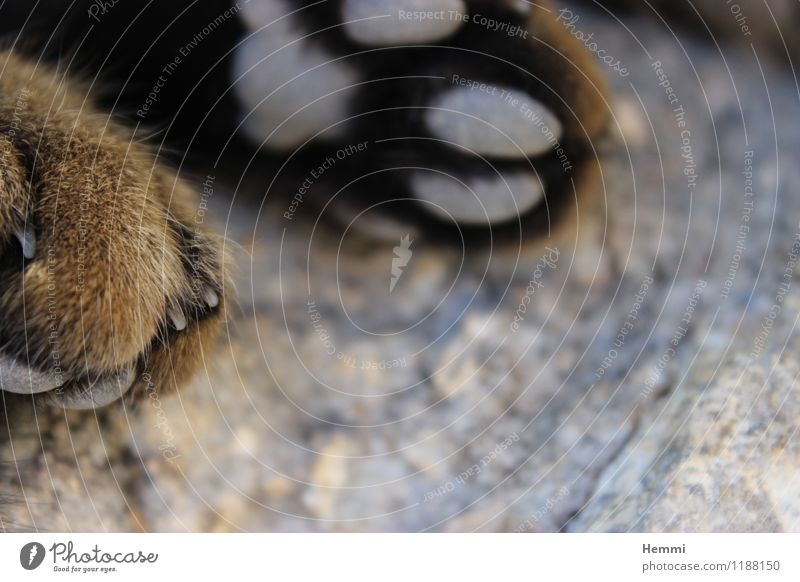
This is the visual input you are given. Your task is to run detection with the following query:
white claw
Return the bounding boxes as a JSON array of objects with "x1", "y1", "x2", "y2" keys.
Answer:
[
  {"x1": 203, "y1": 287, "x2": 220, "y2": 309},
  {"x1": 426, "y1": 87, "x2": 563, "y2": 158},
  {"x1": 342, "y1": 0, "x2": 467, "y2": 45},
  {"x1": 168, "y1": 306, "x2": 187, "y2": 331},
  {"x1": 15, "y1": 223, "x2": 36, "y2": 259}
]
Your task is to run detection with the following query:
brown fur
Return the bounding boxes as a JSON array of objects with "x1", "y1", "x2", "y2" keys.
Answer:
[
  {"x1": 527, "y1": 1, "x2": 611, "y2": 143},
  {"x1": 0, "y1": 49, "x2": 228, "y2": 401}
]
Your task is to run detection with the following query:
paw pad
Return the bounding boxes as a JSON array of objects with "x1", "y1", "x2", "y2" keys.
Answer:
[
  {"x1": 342, "y1": 0, "x2": 467, "y2": 45},
  {"x1": 232, "y1": 0, "x2": 607, "y2": 235}
]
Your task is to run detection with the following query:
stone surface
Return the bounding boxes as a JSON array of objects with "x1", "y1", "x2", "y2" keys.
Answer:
[{"x1": 570, "y1": 348, "x2": 800, "y2": 532}]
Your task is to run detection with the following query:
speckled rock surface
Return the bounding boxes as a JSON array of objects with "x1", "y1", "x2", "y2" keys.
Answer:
[
  {"x1": 570, "y1": 347, "x2": 800, "y2": 532},
  {"x1": 3, "y1": 5, "x2": 800, "y2": 532}
]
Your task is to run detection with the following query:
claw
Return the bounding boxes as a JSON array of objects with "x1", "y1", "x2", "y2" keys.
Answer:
[
  {"x1": 0, "y1": 354, "x2": 66, "y2": 394},
  {"x1": 14, "y1": 222, "x2": 36, "y2": 259},
  {"x1": 168, "y1": 306, "x2": 187, "y2": 331},
  {"x1": 203, "y1": 287, "x2": 220, "y2": 309},
  {"x1": 41, "y1": 366, "x2": 135, "y2": 410}
]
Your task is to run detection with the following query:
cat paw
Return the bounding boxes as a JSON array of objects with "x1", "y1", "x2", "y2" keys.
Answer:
[
  {"x1": 0, "y1": 51, "x2": 228, "y2": 409},
  {"x1": 232, "y1": 0, "x2": 609, "y2": 233}
]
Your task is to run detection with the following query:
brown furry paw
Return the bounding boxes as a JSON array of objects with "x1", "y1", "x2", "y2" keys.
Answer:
[{"x1": 0, "y1": 50, "x2": 227, "y2": 409}]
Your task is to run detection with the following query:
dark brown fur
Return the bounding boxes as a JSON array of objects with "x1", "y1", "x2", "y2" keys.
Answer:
[{"x1": 0, "y1": 49, "x2": 228, "y2": 401}]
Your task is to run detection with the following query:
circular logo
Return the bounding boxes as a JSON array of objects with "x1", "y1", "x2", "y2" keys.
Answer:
[{"x1": 20, "y1": 542, "x2": 46, "y2": 570}]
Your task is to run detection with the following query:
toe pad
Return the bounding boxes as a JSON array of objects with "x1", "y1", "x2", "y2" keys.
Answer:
[
  {"x1": 426, "y1": 86, "x2": 563, "y2": 158},
  {"x1": 342, "y1": 0, "x2": 467, "y2": 46},
  {"x1": 411, "y1": 170, "x2": 545, "y2": 225}
]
